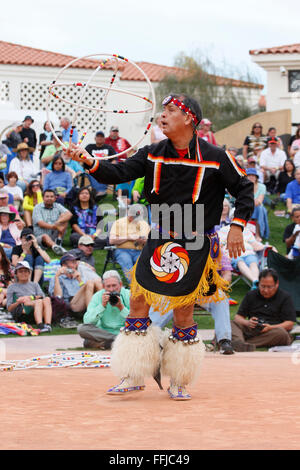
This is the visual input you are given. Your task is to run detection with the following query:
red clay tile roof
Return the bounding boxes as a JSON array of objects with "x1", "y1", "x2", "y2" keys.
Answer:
[
  {"x1": 0, "y1": 40, "x2": 118, "y2": 70},
  {"x1": 0, "y1": 40, "x2": 262, "y2": 89},
  {"x1": 250, "y1": 43, "x2": 300, "y2": 55}
]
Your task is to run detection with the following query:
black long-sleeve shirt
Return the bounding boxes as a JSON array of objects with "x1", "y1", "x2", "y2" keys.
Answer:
[{"x1": 86, "y1": 136, "x2": 254, "y2": 232}]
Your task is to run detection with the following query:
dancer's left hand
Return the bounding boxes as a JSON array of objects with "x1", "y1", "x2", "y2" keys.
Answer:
[{"x1": 227, "y1": 225, "x2": 245, "y2": 259}]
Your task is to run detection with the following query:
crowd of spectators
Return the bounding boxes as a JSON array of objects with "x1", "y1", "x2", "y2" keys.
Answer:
[{"x1": 0, "y1": 114, "x2": 298, "y2": 352}]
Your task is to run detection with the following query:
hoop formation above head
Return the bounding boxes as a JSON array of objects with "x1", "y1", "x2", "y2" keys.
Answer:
[{"x1": 46, "y1": 53, "x2": 156, "y2": 160}]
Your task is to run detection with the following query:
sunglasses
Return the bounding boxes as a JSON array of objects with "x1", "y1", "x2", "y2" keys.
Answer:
[
  {"x1": 84, "y1": 244, "x2": 94, "y2": 247},
  {"x1": 32, "y1": 184, "x2": 40, "y2": 187},
  {"x1": 253, "y1": 126, "x2": 262, "y2": 129}
]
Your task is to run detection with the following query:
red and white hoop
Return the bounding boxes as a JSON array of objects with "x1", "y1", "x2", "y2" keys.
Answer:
[{"x1": 46, "y1": 53, "x2": 156, "y2": 160}]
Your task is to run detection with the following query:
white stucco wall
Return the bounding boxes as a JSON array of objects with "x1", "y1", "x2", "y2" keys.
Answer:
[{"x1": 251, "y1": 53, "x2": 300, "y2": 125}]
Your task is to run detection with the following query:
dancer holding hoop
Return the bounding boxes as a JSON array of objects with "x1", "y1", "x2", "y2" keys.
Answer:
[{"x1": 67, "y1": 93, "x2": 254, "y2": 400}]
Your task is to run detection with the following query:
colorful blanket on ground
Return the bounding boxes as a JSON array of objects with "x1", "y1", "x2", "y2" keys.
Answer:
[{"x1": 0, "y1": 322, "x2": 40, "y2": 336}]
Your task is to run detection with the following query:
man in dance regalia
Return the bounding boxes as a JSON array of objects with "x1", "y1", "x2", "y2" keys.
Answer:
[{"x1": 67, "y1": 94, "x2": 254, "y2": 400}]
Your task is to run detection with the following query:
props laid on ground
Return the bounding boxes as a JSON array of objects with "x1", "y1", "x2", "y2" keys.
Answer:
[
  {"x1": 0, "y1": 351, "x2": 110, "y2": 371},
  {"x1": 46, "y1": 53, "x2": 156, "y2": 160}
]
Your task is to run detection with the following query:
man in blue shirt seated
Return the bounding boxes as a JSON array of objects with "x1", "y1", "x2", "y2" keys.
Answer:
[
  {"x1": 60, "y1": 117, "x2": 78, "y2": 144},
  {"x1": 285, "y1": 168, "x2": 300, "y2": 214},
  {"x1": 77, "y1": 270, "x2": 130, "y2": 350}
]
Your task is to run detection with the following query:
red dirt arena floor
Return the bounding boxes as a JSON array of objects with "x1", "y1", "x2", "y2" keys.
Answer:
[{"x1": 0, "y1": 334, "x2": 300, "y2": 450}]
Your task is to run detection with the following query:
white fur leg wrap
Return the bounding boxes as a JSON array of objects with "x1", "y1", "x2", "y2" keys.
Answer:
[
  {"x1": 110, "y1": 325, "x2": 161, "y2": 381},
  {"x1": 161, "y1": 330, "x2": 205, "y2": 386}
]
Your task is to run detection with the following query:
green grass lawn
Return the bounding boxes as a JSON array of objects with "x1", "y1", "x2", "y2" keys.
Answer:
[{"x1": 9, "y1": 194, "x2": 292, "y2": 336}]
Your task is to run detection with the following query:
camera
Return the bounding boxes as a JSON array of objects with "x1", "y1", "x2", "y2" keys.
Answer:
[
  {"x1": 66, "y1": 268, "x2": 74, "y2": 275},
  {"x1": 26, "y1": 235, "x2": 33, "y2": 241},
  {"x1": 109, "y1": 291, "x2": 120, "y2": 306},
  {"x1": 254, "y1": 318, "x2": 265, "y2": 331}
]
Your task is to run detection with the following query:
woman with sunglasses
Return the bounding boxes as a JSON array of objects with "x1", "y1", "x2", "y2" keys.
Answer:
[
  {"x1": 23, "y1": 180, "x2": 43, "y2": 227},
  {"x1": 243, "y1": 122, "x2": 268, "y2": 161}
]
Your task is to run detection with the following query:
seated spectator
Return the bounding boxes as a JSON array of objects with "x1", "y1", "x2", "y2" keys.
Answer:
[
  {"x1": 0, "y1": 245, "x2": 14, "y2": 307},
  {"x1": 77, "y1": 270, "x2": 130, "y2": 350},
  {"x1": 285, "y1": 168, "x2": 300, "y2": 214},
  {"x1": 246, "y1": 168, "x2": 269, "y2": 241},
  {"x1": 6, "y1": 260, "x2": 52, "y2": 333},
  {"x1": 246, "y1": 156, "x2": 264, "y2": 183},
  {"x1": 49, "y1": 253, "x2": 103, "y2": 319},
  {"x1": 85, "y1": 131, "x2": 117, "y2": 199},
  {"x1": 11, "y1": 227, "x2": 51, "y2": 284},
  {"x1": 231, "y1": 268, "x2": 296, "y2": 351},
  {"x1": 218, "y1": 224, "x2": 267, "y2": 289},
  {"x1": 197, "y1": 118, "x2": 217, "y2": 145},
  {"x1": 9, "y1": 143, "x2": 37, "y2": 192},
  {"x1": 267, "y1": 127, "x2": 283, "y2": 149},
  {"x1": 290, "y1": 139, "x2": 300, "y2": 168},
  {"x1": 151, "y1": 113, "x2": 167, "y2": 144},
  {"x1": 0, "y1": 190, "x2": 22, "y2": 221},
  {"x1": 214, "y1": 198, "x2": 232, "y2": 231},
  {"x1": 4, "y1": 171, "x2": 23, "y2": 210},
  {"x1": 116, "y1": 181, "x2": 135, "y2": 208},
  {"x1": 0, "y1": 207, "x2": 22, "y2": 259},
  {"x1": 22, "y1": 179, "x2": 43, "y2": 227},
  {"x1": 69, "y1": 187, "x2": 106, "y2": 249},
  {"x1": 60, "y1": 117, "x2": 78, "y2": 144},
  {"x1": 259, "y1": 137, "x2": 286, "y2": 193},
  {"x1": 288, "y1": 124, "x2": 300, "y2": 157},
  {"x1": 68, "y1": 235, "x2": 96, "y2": 268},
  {"x1": 277, "y1": 159, "x2": 295, "y2": 198},
  {"x1": 32, "y1": 189, "x2": 72, "y2": 256},
  {"x1": 39, "y1": 120, "x2": 54, "y2": 160},
  {"x1": 109, "y1": 205, "x2": 150, "y2": 282},
  {"x1": 41, "y1": 130, "x2": 64, "y2": 167},
  {"x1": 283, "y1": 206, "x2": 300, "y2": 258},
  {"x1": 105, "y1": 126, "x2": 131, "y2": 162},
  {"x1": 43, "y1": 155, "x2": 72, "y2": 204},
  {"x1": 242, "y1": 122, "x2": 267, "y2": 160},
  {"x1": 4, "y1": 122, "x2": 23, "y2": 151}
]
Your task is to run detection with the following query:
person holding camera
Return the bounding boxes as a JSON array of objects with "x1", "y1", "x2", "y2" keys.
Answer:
[
  {"x1": 48, "y1": 253, "x2": 103, "y2": 319},
  {"x1": 77, "y1": 270, "x2": 130, "y2": 350},
  {"x1": 283, "y1": 206, "x2": 300, "y2": 258},
  {"x1": 11, "y1": 227, "x2": 51, "y2": 284},
  {"x1": 231, "y1": 268, "x2": 296, "y2": 351}
]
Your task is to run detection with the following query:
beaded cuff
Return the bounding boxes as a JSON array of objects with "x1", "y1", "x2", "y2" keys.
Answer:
[
  {"x1": 169, "y1": 323, "x2": 200, "y2": 345},
  {"x1": 120, "y1": 317, "x2": 151, "y2": 335}
]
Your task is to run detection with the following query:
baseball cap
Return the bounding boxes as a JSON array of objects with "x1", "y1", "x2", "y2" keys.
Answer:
[
  {"x1": 247, "y1": 156, "x2": 256, "y2": 163},
  {"x1": 15, "y1": 261, "x2": 32, "y2": 271},
  {"x1": 95, "y1": 131, "x2": 105, "y2": 137},
  {"x1": 23, "y1": 115, "x2": 34, "y2": 123},
  {"x1": 78, "y1": 235, "x2": 94, "y2": 245},
  {"x1": 110, "y1": 126, "x2": 119, "y2": 132},
  {"x1": 246, "y1": 168, "x2": 259, "y2": 177},
  {"x1": 60, "y1": 253, "x2": 78, "y2": 265},
  {"x1": 267, "y1": 137, "x2": 279, "y2": 144}
]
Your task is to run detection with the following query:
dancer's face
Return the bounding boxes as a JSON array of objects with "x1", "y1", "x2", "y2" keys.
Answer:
[{"x1": 161, "y1": 101, "x2": 191, "y2": 139}]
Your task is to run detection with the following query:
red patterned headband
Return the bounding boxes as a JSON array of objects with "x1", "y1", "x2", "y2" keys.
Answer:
[{"x1": 162, "y1": 95, "x2": 199, "y2": 126}]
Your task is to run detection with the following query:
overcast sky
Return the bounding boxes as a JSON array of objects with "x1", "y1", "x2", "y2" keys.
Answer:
[{"x1": 1, "y1": 0, "x2": 299, "y2": 92}]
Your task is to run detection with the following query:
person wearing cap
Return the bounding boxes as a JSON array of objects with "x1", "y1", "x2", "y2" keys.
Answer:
[
  {"x1": 85, "y1": 131, "x2": 117, "y2": 199},
  {"x1": 246, "y1": 168, "x2": 269, "y2": 241},
  {"x1": 258, "y1": 137, "x2": 287, "y2": 192},
  {"x1": 109, "y1": 204, "x2": 150, "y2": 283},
  {"x1": 266, "y1": 127, "x2": 283, "y2": 150},
  {"x1": 8, "y1": 143, "x2": 37, "y2": 192},
  {"x1": 0, "y1": 206, "x2": 22, "y2": 259},
  {"x1": 11, "y1": 227, "x2": 51, "y2": 284},
  {"x1": 60, "y1": 117, "x2": 78, "y2": 144},
  {"x1": 197, "y1": 118, "x2": 217, "y2": 146},
  {"x1": 68, "y1": 235, "x2": 96, "y2": 268},
  {"x1": 20, "y1": 116, "x2": 37, "y2": 154},
  {"x1": 48, "y1": 253, "x2": 102, "y2": 319},
  {"x1": 67, "y1": 92, "x2": 254, "y2": 401},
  {"x1": 6, "y1": 260, "x2": 52, "y2": 333},
  {"x1": 32, "y1": 189, "x2": 72, "y2": 256},
  {"x1": 105, "y1": 126, "x2": 131, "y2": 162},
  {"x1": 0, "y1": 189, "x2": 23, "y2": 222}
]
